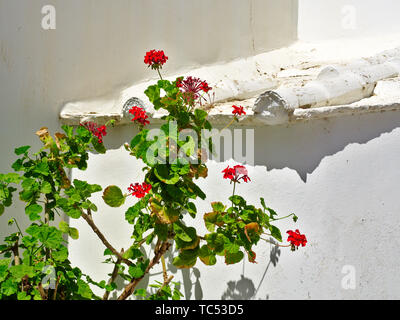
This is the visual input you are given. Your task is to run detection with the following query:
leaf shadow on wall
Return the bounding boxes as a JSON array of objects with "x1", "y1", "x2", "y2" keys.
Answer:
[
  {"x1": 104, "y1": 111, "x2": 400, "y2": 183},
  {"x1": 243, "y1": 111, "x2": 400, "y2": 182},
  {"x1": 221, "y1": 239, "x2": 281, "y2": 300},
  {"x1": 164, "y1": 243, "x2": 204, "y2": 300}
]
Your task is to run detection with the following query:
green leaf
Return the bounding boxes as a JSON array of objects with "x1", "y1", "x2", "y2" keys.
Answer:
[
  {"x1": 77, "y1": 279, "x2": 93, "y2": 299},
  {"x1": 154, "y1": 165, "x2": 180, "y2": 185},
  {"x1": 34, "y1": 160, "x2": 50, "y2": 176},
  {"x1": 125, "y1": 205, "x2": 141, "y2": 224},
  {"x1": 173, "y1": 222, "x2": 196, "y2": 242},
  {"x1": 10, "y1": 265, "x2": 35, "y2": 280},
  {"x1": 269, "y1": 225, "x2": 282, "y2": 242},
  {"x1": 292, "y1": 214, "x2": 298, "y2": 223},
  {"x1": 211, "y1": 202, "x2": 225, "y2": 212},
  {"x1": 128, "y1": 265, "x2": 145, "y2": 279},
  {"x1": 68, "y1": 227, "x2": 79, "y2": 240},
  {"x1": 267, "y1": 208, "x2": 278, "y2": 219},
  {"x1": 123, "y1": 247, "x2": 143, "y2": 260},
  {"x1": 11, "y1": 159, "x2": 24, "y2": 172},
  {"x1": 224, "y1": 250, "x2": 244, "y2": 265},
  {"x1": 198, "y1": 245, "x2": 217, "y2": 266},
  {"x1": 103, "y1": 248, "x2": 113, "y2": 256},
  {"x1": 204, "y1": 233, "x2": 225, "y2": 254},
  {"x1": 229, "y1": 195, "x2": 246, "y2": 207},
  {"x1": 1, "y1": 173, "x2": 21, "y2": 184},
  {"x1": 1, "y1": 278, "x2": 18, "y2": 296},
  {"x1": 194, "y1": 109, "x2": 208, "y2": 123},
  {"x1": 14, "y1": 146, "x2": 31, "y2": 155},
  {"x1": 155, "y1": 223, "x2": 168, "y2": 241},
  {"x1": 92, "y1": 139, "x2": 106, "y2": 154},
  {"x1": 102, "y1": 185, "x2": 126, "y2": 207},
  {"x1": 260, "y1": 197, "x2": 267, "y2": 211},
  {"x1": 39, "y1": 226, "x2": 64, "y2": 249},
  {"x1": 25, "y1": 204, "x2": 42, "y2": 221},
  {"x1": 59, "y1": 221, "x2": 70, "y2": 233},
  {"x1": 172, "y1": 248, "x2": 199, "y2": 269},
  {"x1": 0, "y1": 204, "x2": 4, "y2": 216},
  {"x1": 52, "y1": 245, "x2": 68, "y2": 262},
  {"x1": 40, "y1": 181, "x2": 52, "y2": 194},
  {"x1": 128, "y1": 260, "x2": 149, "y2": 279},
  {"x1": 66, "y1": 208, "x2": 81, "y2": 219}
]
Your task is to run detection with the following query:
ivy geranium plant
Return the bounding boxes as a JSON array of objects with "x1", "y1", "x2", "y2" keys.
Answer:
[{"x1": 0, "y1": 50, "x2": 307, "y2": 300}]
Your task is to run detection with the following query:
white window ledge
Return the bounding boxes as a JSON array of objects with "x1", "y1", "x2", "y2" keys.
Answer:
[{"x1": 60, "y1": 34, "x2": 400, "y2": 127}]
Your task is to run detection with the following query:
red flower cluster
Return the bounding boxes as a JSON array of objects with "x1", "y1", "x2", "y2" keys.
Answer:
[
  {"x1": 232, "y1": 105, "x2": 246, "y2": 116},
  {"x1": 222, "y1": 165, "x2": 251, "y2": 183},
  {"x1": 128, "y1": 182, "x2": 152, "y2": 198},
  {"x1": 81, "y1": 122, "x2": 107, "y2": 144},
  {"x1": 129, "y1": 106, "x2": 150, "y2": 126},
  {"x1": 176, "y1": 76, "x2": 212, "y2": 102},
  {"x1": 144, "y1": 50, "x2": 168, "y2": 69},
  {"x1": 287, "y1": 229, "x2": 307, "y2": 250}
]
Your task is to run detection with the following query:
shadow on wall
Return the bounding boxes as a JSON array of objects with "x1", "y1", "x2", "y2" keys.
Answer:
[
  {"x1": 106, "y1": 241, "x2": 204, "y2": 300},
  {"x1": 250, "y1": 110, "x2": 400, "y2": 181},
  {"x1": 105, "y1": 110, "x2": 400, "y2": 182},
  {"x1": 221, "y1": 238, "x2": 281, "y2": 300}
]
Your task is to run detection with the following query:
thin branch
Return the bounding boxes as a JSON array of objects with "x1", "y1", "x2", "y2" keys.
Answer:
[
  {"x1": 103, "y1": 249, "x2": 123, "y2": 300},
  {"x1": 52, "y1": 274, "x2": 61, "y2": 300},
  {"x1": 81, "y1": 212, "x2": 134, "y2": 267},
  {"x1": 260, "y1": 237, "x2": 291, "y2": 247},
  {"x1": 11, "y1": 241, "x2": 20, "y2": 266},
  {"x1": 38, "y1": 283, "x2": 48, "y2": 300},
  {"x1": 155, "y1": 275, "x2": 174, "y2": 297},
  {"x1": 117, "y1": 241, "x2": 172, "y2": 300},
  {"x1": 161, "y1": 255, "x2": 168, "y2": 284}
]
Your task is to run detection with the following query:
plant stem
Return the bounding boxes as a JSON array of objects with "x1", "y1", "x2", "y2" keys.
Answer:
[
  {"x1": 271, "y1": 213, "x2": 295, "y2": 221},
  {"x1": 81, "y1": 212, "x2": 134, "y2": 267},
  {"x1": 261, "y1": 237, "x2": 291, "y2": 248},
  {"x1": 161, "y1": 255, "x2": 168, "y2": 283},
  {"x1": 117, "y1": 240, "x2": 172, "y2": 300},
  {"x1": 221, "y1": 117, "x2": 236, "y2": 131},
  {"x1": 12, "y1": 240, "x2": 20, "y2": 266},
  {"x1": 13, "y1": 218, "x2": 24, "y2": 236},
  {"x1": 103, "y1": 249, "x2": 123, "y2": 300},
  {"x1": 157, "y1": 68, "x2": 163, "y2": 80}
]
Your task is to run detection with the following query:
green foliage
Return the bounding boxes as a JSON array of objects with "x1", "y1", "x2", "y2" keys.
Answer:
[
  {"x1": 102, "y1": 185, "x2": 125, "y2": 208},
  {"x1": 0, "y1": 59, "x2": 302, "y2": 301}
]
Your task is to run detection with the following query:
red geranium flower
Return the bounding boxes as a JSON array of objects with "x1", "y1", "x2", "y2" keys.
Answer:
[
  {"x1": 200, "y1": 81, "x2": 212, "y2": 93},
  {"x1": 176, "y1": 76, "x2": 212, "y2": 103},
  {"x1": 144, "y1": 50, "x2": 168, "y2": 69},
  {"x1": 129, "y1": 106, "x2": 150, "y2": 126},
  {"x1": 222, "y1": 165, "x2": 251, "y2": 183},
  {"x1": 128, "y1": 182, "x2": 152, "y2": 198},
  {"x1": 81, "y1": 122, "x2": 107, "y2": 144},
  {"x1": 232, "y1": 105, "x2": 246, "y2": 116},
  {"x1": 287, "y1": 229, "x2": 307, "y2": 250}
]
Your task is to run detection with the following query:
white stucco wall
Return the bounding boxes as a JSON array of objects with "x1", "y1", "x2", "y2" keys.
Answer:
[
  {"x1": 2, "y1": 1, "x2": 400, "y2": 300},
  {"x1": 299, "y1": 0, "x2": 400, "y2": 40}
]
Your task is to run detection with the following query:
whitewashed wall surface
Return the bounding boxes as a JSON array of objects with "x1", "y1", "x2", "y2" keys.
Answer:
[{"x1": 1, "y1": 0, "x2": 400, "y2": 300}]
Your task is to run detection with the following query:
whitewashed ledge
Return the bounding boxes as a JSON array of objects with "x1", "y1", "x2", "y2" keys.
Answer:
[{"x1": 60, "y1": 34, "x2": 400, "y2": 127}]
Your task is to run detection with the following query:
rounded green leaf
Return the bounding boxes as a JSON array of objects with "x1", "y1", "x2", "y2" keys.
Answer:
[
  {"x1": 66, "y1": 208, "x2": 82, "y2": 219},
  {"x1": 25, "y1": 204, "x2": 42, "y2": 220},
  {"x1": 68, "y1": 227, "x2": 79, "y2": 240},
  {"x1": 14, "y1": 146, "x2": 31, "y2": 155},
  {"x1": 59, "y1": 221, "x2": 69, "y2": 233},
  {"x1": 102, "y1": 185, "x2": 126, "y2": 207}
]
